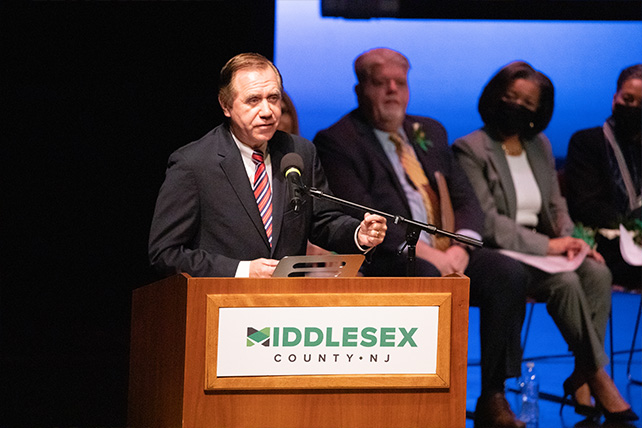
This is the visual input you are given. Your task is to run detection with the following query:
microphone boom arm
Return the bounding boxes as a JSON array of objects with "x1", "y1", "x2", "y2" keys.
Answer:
[{"x1": 307, "y1": 187, "x2": 482, "y2": 248}]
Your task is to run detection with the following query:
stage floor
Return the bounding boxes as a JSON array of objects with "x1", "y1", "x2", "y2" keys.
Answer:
[{"x1": 465, "y1": 290, "x2": 642, "y2": 428}]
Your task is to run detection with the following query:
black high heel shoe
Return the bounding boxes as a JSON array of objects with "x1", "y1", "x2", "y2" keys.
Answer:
[
  {"x1": 560, "y1": 376, "x2": 601, "y2": 418},
  {"x1": 593, "y1": 396, "x2": 639, "y2": 422}
]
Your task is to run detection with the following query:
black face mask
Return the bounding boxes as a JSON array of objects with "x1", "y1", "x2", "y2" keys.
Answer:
[
  {"x1": 496, "y1": 100, "x2": 537, "y2": 137},
  {"x1": 612, "y1": 103, "x2": 642, "y2": 141}
]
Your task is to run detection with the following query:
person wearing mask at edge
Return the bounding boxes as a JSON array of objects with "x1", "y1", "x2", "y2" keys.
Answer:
[
  {"x1": 565, "y1": 64, "x2": 641, "y2": 290},
  {"x1": 149, "y1": 52, "x2": 387, "y2": 278},
  {"x1": 452, "y1": 60, "x2": 638, "y2": 423},
  {"x1": 314, "y1": 48, "x2": 528, "y2": 428}
]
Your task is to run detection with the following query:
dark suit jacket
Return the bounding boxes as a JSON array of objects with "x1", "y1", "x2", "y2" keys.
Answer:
[
  {"x1": 566, "y1": 126, "x2": 640, "y2": 228},
  {"x1": 313, "y1": 109, "x2": 484, "y2": 270},
  {"x1": 149, "y1": 124, "x2": 362, "y2": 277}
]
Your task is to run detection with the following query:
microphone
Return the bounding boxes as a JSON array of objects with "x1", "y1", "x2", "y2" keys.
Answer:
[{"x1": 281, "y1": 153, "x2": 306, "y2": 212}]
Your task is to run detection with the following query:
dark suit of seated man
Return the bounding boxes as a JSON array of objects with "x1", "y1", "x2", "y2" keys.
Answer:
[
  {"x1": 149, "y1": 53, "x2": 387, "y2": 279},
  {"x1": 313, "y1": 48, "x2": 528, "y2": 428}
]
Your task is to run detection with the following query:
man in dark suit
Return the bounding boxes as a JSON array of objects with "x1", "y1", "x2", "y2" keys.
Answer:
[
  {"x1": 313, "y1": 48, "x2": 527, "y2": 428},
  {"x1": 149, "y1": 53, "x2": 387, "y2": 278}
]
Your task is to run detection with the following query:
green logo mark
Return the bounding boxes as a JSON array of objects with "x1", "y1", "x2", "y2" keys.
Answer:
[{"x1": 247, "y1": 327, "x2": 270, "y2": 347}]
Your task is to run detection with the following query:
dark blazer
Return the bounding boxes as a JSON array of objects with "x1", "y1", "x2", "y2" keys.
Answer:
[
  {"x1": 452, "y1": 128, "x2": 574, "y2": 255},
  {"x1": 313, "y1": 109, "x2": 484, "y2": 261},
  {"x1": 566, "y1": 126, "x2": 640, "y2": 228},
  {"x1": 149, "y1": 124, "x2": 362, "y2": 277}
]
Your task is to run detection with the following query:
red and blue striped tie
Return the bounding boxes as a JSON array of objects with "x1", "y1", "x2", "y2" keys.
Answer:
[{"x1": 252, "y1": 150, "x2": 273, "y2": 247}]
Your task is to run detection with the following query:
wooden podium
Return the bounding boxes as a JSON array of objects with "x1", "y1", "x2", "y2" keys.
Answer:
[{"x1": 128, "y1": 274, "x2": 470, "y2": 427}]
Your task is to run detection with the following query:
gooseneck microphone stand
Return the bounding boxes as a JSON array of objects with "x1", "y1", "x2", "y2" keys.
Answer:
[{"x1": 306, "y1": 187, "x2": 483, "y2": 277}]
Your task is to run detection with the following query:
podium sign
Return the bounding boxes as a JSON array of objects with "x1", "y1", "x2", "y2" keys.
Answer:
[
  {"x1": 207, "y1": 293, "x2": 451, "y2": 389},
  {"x1": 129, "y1": 275, "x2": 470, "y2": 428}
]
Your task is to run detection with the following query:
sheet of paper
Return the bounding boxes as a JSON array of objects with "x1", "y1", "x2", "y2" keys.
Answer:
[
  {"x1": 619, "y1": 224, "x2": 642, "y2": 266},
  {"x1": 499, "y1": 246, "x2": 589, "y2": 273}
]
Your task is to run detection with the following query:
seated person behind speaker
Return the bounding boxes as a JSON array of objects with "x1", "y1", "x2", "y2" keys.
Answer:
[
  {"x1": 314, "y1": 47, "x2": 528, "y2": 428},
  {"x1": 277, "y1": 90, "x2": 330, "y2": 257},
  {"x1": 565, "y1": 64, "x2": 641, "y2": 290},
  {"x1": 149, "y1": 53, "x2": 386, "y2": 278},
  {"x1": 277, "y1": 90, "x2": 300, "y2": 135},
  {"x1": 452, "y1": 60, "x2": 637, "y2": 422}
]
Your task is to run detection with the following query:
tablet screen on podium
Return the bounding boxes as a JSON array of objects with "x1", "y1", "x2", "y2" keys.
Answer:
[{"x1": 272, "y1": 254, "x2": 365, "y2": 277}]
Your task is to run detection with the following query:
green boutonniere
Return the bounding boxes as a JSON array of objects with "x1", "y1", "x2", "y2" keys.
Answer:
[
  {"x1": 572, "y1": 223, "x2": 597, "y2": 248},
  {"x1": 412, "y1": 122, "x2": 432, "y2": 151}
]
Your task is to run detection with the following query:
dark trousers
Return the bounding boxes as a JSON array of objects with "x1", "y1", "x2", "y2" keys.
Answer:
[{"x1": 364, "y1": 247, "x2": 527, "y2": 393}]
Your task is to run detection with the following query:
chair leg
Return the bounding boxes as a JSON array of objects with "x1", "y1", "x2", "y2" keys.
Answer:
[
  {"x1": 609, "y1": 302, "x2": 614, "y2": 380},
  {"x1": 521, "y1": 301, "x2": 535, "y2": 353},
  {"x1": 626, "y1": 294, "x2": 642, "y2": 385},
  {"x1": 509, "y1": 300, "x2": 569, "y2": 404}
]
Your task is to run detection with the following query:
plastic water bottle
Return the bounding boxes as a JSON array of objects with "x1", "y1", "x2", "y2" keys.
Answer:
[{"x1": 519, "y1": 361, "x2": 539, "y2": 428}]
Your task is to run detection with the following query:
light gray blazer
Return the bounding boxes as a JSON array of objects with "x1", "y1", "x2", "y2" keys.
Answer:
[{"x1": 452, "y1": 129, "x2": 574, "y2": 255}]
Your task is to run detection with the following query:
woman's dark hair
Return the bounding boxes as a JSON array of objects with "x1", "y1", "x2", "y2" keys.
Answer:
[
  {"x1": 280, "y1": 91, "x2": 300, "y2": 135},
  {"x1": 617, "y1": 64, "x2": 642, "y2": 91},
  {"x1": 478, "y1": 61, "x2": 555, "y2": 139}
]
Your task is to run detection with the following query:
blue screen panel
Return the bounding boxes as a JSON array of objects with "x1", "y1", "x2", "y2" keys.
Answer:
[{"x1": 275, "y1": 0, "x2": 641, "y2": 158}]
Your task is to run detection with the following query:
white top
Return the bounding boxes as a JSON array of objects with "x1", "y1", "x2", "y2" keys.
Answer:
[{"x1": 505, "y1": 152, "x2": 541, "y2": 228}]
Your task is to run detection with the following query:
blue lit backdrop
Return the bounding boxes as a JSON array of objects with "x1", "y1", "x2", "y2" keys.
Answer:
[{"x1": 274, "y1": 0, "x2": 641, "y2": 158}]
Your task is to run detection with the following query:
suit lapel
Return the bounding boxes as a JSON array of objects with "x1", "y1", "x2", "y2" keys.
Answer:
[
  {"x1": 485, "y1": 132, "x2": 518, "y2": 219},
  {"x1": 523, "y1": 137, "x2": 555, "y2": 232},
  {"x1": 403, "y1": 118, "x2": 432, "y2": 176},
  {"x1": 353, "y1": 114, "x2": 395, "y2": 168},
  {"x1": 269, "y1": 137, "x2": 287, "y2": 255},
  {"x1": 218, "y1": 131, "x2": 272, "y2": 250},
  {"x1": 523, "y1": 139, "x2": 551, "y2": 209},
  {"x1": 351, "y1": 112, "x2": 412, "y2": 213}
]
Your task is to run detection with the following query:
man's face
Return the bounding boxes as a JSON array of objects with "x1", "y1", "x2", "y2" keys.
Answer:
[
  {"x1": 357, "y1": 62, "x2": 409, "y2": 132},
  {"x1": 221, "y1": 67, "x2": 282, "y2": 149}
]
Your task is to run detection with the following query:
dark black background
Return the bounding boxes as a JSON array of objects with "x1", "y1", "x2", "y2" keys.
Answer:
[{"x1": 1, "y1": 2, "x2": 274, "y2": 426}]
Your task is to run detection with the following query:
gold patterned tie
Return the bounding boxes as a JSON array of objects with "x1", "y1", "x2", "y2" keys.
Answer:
[{"x1": 389, "y1": 132, "x2": 450, "y2": 251}]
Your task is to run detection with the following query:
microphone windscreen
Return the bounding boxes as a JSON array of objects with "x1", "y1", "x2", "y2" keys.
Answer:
[{"x1": 281, "y1": 152, "x2": 304, "y2": 176}]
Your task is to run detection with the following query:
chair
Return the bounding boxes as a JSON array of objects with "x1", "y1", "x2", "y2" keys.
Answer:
[
  {"x1": 524, "y1": 287, "x2": 640, "y2": 382},
  {"x1": 626, "y1": 294, "x2": 642, "y2": 385},
  {"x1": 509, "y1": 298, "x2": 570, "y2": 406},
  {"x1": 521, "y1": 298, "x2": 573, "y2": 361},
  {"x1": 609, "y1": 286, "x2": 642, "y2": 385},
  {"x1": 521, "y1": 298, "x2": 537, "y2": 352},
  {"x1": 626, "y1": 296, "x2": 642, "y2": 385}
]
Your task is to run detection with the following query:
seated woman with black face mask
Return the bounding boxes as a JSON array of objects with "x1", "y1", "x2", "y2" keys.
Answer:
[
  {"x1": 452, "y1": 61, "x2": 638, "y2": 423},
  {"x1": 565, "y1": 64, "x2": 642, "y2": 291}
]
